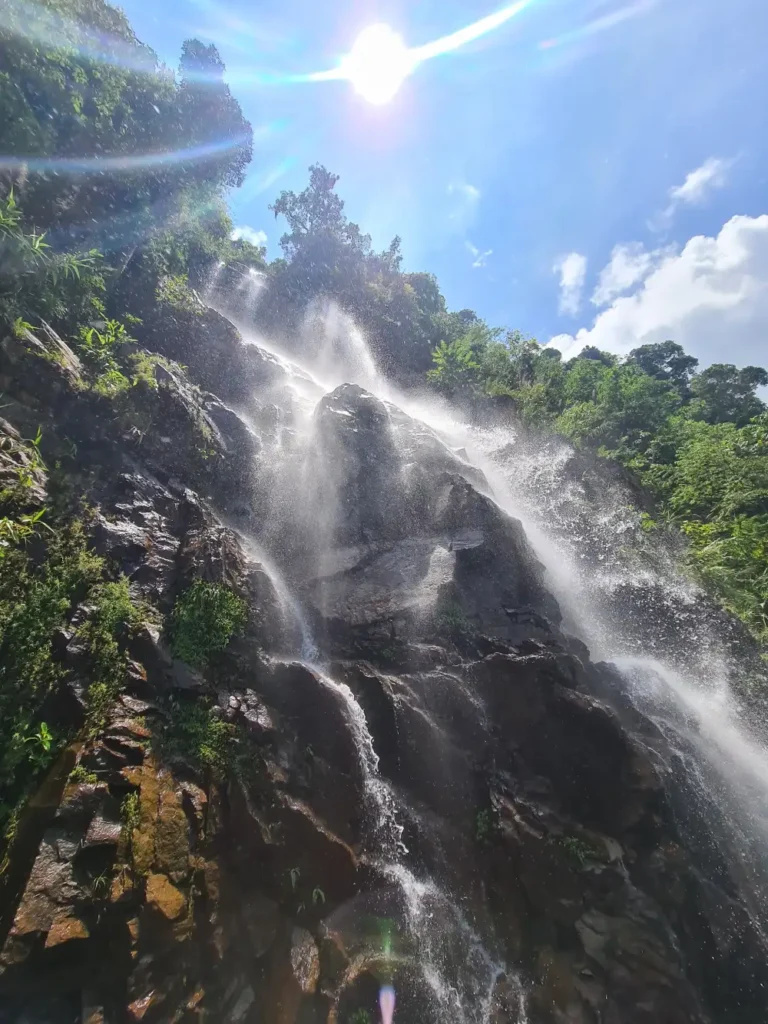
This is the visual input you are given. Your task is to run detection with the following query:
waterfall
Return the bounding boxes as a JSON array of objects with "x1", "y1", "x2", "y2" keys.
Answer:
[{"x1": 207, "y1": 294, "x2": 768, "y2": 1017}]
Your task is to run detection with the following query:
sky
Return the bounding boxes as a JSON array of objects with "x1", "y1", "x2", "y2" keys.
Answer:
[{"x1": 117, "y1": 0, "x2": 768, "y2": 370}]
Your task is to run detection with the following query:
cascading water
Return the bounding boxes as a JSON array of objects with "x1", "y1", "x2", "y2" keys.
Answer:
[
  {"x1": 239, "y1": 534, "x2": 319, "y2": 661},
  {"x1": 206, "y1": 287, "x2": 768, "y2": 1016},
  {"x1": 315, "y1": 670, "x2": 523, "y2": 1024},
  {"x1": 456, "y1": 423, "x2": 768, "y2": 938}
]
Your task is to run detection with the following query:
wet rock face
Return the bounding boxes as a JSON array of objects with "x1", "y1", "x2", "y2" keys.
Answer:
[
  {"x1": 0, "y1": 324, "x2": 764, "y2": 1024},
  {"x1": 299, "y1": 384, "x2": 559, "y2": 646}
]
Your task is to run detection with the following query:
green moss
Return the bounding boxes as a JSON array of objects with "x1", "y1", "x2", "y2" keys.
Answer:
[{"x1": 169, "y1": 579, "x2": 247, "y2": 668}]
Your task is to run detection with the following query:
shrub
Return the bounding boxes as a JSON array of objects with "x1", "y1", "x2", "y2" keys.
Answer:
[
  {"x1": 0, "y1": 190, "x2": 104, "y2": 331},
  {"x1": 0, "y1": 521, "x2": 104, "y2": 828},
  {"x1": 170, "y1": 580, "x2": 247, "y2": 668},
  {"x1": 156, "y1": 273, "x2": 203, "y2": 314},
  {"x1": 558, "y1": 835, "x2": 597, "y2": 867},
  {"x1": 159, "y1": 697, "x2": 235, "y2": 777}
]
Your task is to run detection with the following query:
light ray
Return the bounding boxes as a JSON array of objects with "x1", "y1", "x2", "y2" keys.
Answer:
[
  {"x1": 0, "y1": 135, "x2": 251, "y2": 175},
  {"x1": 539, "y1": 0, "x2": 655, "y2": 51},
  {"x1": 412, "y1": 0, "x2": 535, "y2": 62}
]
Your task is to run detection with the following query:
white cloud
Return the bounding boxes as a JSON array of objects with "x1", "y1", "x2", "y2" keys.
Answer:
[
  {"x1": 449, "y1": 182, "x2": 480, "y2": 205},
  {"x1": 231, "y1": 226, "x2": 267, "y2": 247},
  {"x1": 554, "y1": 252, "x2": 588, "y2": 316},
  {"x1": 652, "y1": 156, "x2": 735, "y2": 230},
  {"x1": 550, "y1": 214, "x2": 768, "y2": 367},
  {"x1": 670, "y1": 157, "x2": 734, "y2": 206},
  {"x1": 447, "y1": 181, "x2": 481, "y2": 229},
  {"x1": 591, "y1": 242, "x2": 671, "y2": 306},
  {"x1": 466, "y1": 240, "x2": 492, "y2": 268}
]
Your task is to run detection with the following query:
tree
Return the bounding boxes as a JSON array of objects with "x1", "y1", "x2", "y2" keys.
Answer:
[
  {"x1": 557, "y1": 363, "x2": 680, "y2": 456},
  {"x1": 689, "y1": 363, "x2": 768, "y2": 427},
  {"x1": 564, "y1": 357, "x2": 610, "y2": 404},
  {"x1": 1, "y1": 0, "x2": 252, "y2": 293},
  {"x1": 427, "y1": 337, "x2": 481, "y2": 398},
  {"x1": 627, "y1": 340, "x2": 699, "y2": 396},
  {"x1": 177, "y1": 39, "x2": 254, "y2": 191},
  {"x1": 576, "y1": 346, "x2": 616, "y2": 365},
  {"x1": 261, "y1": 165, "x2": 460, "y2": 378},
  {"x1": 270, "y1": 165, "x2": 365, "y2": 258}
]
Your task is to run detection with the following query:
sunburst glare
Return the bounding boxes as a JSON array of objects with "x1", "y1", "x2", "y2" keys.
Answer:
[
  {"x1": 311, "y1": 0, "x2": 536, "y2": 102},
  {"x1": 339, "y1": 24, "x2": 415, "y2": 105}
]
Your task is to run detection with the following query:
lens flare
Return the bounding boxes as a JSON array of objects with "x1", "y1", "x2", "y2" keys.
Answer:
[
  {"x1": 538, "y1": 0, "x2": 655, "y2": 52},
  {"x1": 308, "y1": 1, "x2": 536, "y2": 102},
  {"x1": 379, "y1": 985, "x2": 396, "y2": 1024},
  {"x1": 412, "y1": 0, "x2": 534, "y2": 62},
  {"x1": 0, "y1": 135, "x2": 251, "y2": 175},
  {"x1": 339, "y1": 24, "x2": 415, "y2": 105}
]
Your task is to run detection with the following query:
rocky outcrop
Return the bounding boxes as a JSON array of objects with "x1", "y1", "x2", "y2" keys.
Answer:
[{"x1": 0, "y1": 320, "x2": 765, "y2": 1024}]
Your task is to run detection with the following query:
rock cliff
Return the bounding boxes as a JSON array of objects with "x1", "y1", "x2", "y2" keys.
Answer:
[{"x1": 0, "y1": 312, "x2": 765, "y2": 1024}]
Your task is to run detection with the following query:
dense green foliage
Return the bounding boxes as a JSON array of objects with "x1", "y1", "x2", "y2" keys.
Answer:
[
  {"x1": 0, "y1": 0, "x2": 252, "y2": 249},
  {"x1": 0, "y1": 0, "x2": 255, "y2": 334},
  {"x1": 169, "y1": 580, "x2": 247, "y2": 668},
  {"x1": 79, "y1": 576, "x2": 143, "y2": 731},
  {"x1": 426, "y1": 333, "x2": 768, "y2": 646},
  {"x1": 0, "y1": 518, "x2": 142, "y2": 829}
]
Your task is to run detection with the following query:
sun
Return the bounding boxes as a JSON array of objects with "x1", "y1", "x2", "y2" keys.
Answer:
[{"x1": 341, "y1": 24, "x2": 415, "y2": 105}]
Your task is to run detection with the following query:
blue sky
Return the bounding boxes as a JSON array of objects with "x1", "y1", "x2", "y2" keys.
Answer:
[{"x1": 119, "y1": 0, "x2": 768, "y2": 368}]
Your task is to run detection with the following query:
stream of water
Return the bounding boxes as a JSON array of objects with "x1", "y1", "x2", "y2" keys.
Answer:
[{"x1": 208, "y1": 290, "x2": 768, "y2": 1018}]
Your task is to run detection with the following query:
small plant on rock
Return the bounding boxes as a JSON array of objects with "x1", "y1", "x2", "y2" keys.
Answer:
[
  {"x1": 156, "y1": 273, "x2": 204, "y2": 314},
  {"x1": 169, "y1": 579, "x2": 247, "y2": 668},
  {"x1": 121, "y1": 791, "x2": 141, "y2": 846},
  {"x1": 348, "y1": 1010, "x2": 372, "y2": 1024},
  {"x1": 434, "y1": 594, "x2": 477, "y2": 644},
  {"x1": 474, "y1": 807, "x2": 497, "y2": 846},
  {"x1": 160, "y1": 697, "x2": 235, "y2": 777},
  {"x1": 558, "y1": 835, "x2": 596, "y2": 868}
]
